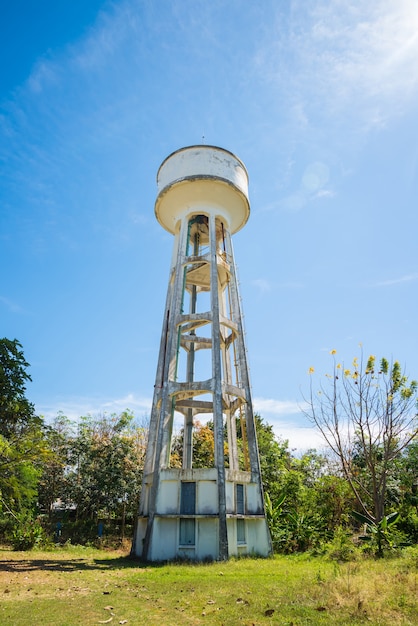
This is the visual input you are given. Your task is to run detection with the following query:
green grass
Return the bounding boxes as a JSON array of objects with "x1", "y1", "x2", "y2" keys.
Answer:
[{"x1": 0, "y1": 545, "x2": 417, "y2": 625}]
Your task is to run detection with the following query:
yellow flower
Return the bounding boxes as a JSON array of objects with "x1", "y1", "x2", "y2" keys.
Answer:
[
  {"x1": 330, "y1": 349, "x2": 337, "y2": 355},
  {"x1": 344, "y1": 369, "x2": 351, "y2": 377},
  {"x1": 308, "y1": 367, "x2": 315, "y2": 375},
  {"x1": 336, "y1": 363, "x2": 342, "y2": 369}
]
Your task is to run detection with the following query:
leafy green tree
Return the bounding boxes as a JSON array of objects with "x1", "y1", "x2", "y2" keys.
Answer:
[
  {"x1": 0, "y1": 338, "x2": 36, "y2": 437},
  {"x1": 251, "y1": 414, "x2": 291, "y2": 502},
  {"x1": 395, "y1": 441, "x2": 418, "y2": 543},
  {"x1": 311, "y1": 473, "x2": 355, "y2": 530},
  {"x1": 37, "y1": 413, "x2": 74, "y2": 518},
  {"x1": 297, "y1": 448, "x2": 328, "y2": 487},
  {"x1": 306, "y1": 350, "x2": 418, "y2": 527},
  {"x1": 170, "y1": 420, "x2": 215, "y2": 468},
  {"x1": 0, "y1": 338, "x2": 47, "y2": 513},
  {"x1": 65, "y1": 411, "x2": 145, "y2": 523},
  {"x1": 399, "y1": 441, "x2": 418, "y2": 510}
]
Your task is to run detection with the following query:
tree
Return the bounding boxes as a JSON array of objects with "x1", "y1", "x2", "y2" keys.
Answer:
[
  {"x1": 37, "y1": 412, "x2": 74, "y2": 518},
  {"x1": 0, "y1": 338, "x2": 35, "y2": 438},
  {"x1": 65, "y1": 411, "x2": 145, "y2": 523},
  {"x1": 170, "y1": 420, "x2": 216, "y2": 468},
  {"x1": 253, "y1": 414, "x2": 292, "y2": 501},
  {"x1": 395, "y1": 440, "x2": 418, "y2": 543},
  {"x1": 0, "y1": 338, "x2": 47, "y2": 512},
  {"x1": 305, "y1": 350, "x2": 418, "y2": 528}
]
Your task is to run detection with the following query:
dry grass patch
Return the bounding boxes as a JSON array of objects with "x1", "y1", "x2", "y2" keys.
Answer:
[{"x1": 322, "y1": 557, "x2": 418, "y2": 624}]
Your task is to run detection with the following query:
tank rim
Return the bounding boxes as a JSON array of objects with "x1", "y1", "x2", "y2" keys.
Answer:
[{"x1": 156, "y1": 145, "x2": 248, "y2": 182}]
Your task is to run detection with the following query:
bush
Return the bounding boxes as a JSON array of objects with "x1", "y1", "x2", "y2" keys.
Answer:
[
  {"x1": 10, "y1": 515, "x2": 46, "y2": 550},
  {"x1": 323, "y1": 526, "x2": 359, "y2": 562},
  {"x1": 397, "y1": 509, "x2": 418, "y2": 544}
]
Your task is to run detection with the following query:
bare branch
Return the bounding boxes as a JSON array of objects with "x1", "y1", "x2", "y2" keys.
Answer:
[{"x1": 303, "y1": 350, "x2": 418, "y2": 523}]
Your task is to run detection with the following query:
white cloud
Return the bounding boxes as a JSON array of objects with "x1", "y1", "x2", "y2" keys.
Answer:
[
  {"x1": 260, "y1": 0, "x2": 418, "y2": 127},
  {"x1": 0, "y1": 296, "x2": 24, "y2": 313},
  {"x1": 36, "y1": 393, "x2": 152, "y2": 423},
  {"x1": 21, "y1": 2, "x2": 137, "y2": 95},
  {"x1": 251, "y1": 278, "x2": 272, "y2": 293},
  {"x1": 316, "y1": 189, "x2": 335, "y2": 199},
  {"x1": 27, "y1": 58, "x2": 61, "y2": 94},
  {"x1": 253, "y1": 397, "x2": 306, "y2": 415},
  {"x1": 375, "y1": 273, "x2": 418, "y2": 287},
  {"x1": 272, "y1": 423, "x2": 326, "y2": 452},
  {"x1": 70, "y1": 2, "x2": 141, "y2": 73},
  {"x1": 309, "y1": 1, "x2": 418, "y2": 101},
  {"x1": 252, "y1": 397, "x2": 325, "y2": 450}
]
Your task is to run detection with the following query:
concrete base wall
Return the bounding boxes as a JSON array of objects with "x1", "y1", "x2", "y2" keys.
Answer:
[{"x1": 133, "y1": 469, "x2": 271, "y2": 561}]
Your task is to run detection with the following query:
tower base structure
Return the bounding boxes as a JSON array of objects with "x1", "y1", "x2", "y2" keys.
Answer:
[
  {"x1": 133, "y1": 469, "x2": 271, "y2": 561},
  {"x1": 132, "y1": 146, "x2": 272, "y2": 561}
]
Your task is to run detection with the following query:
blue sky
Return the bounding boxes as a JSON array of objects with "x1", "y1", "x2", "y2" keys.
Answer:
[{"x1": 2, "y1": 0, "x2": 418, "y2": 449}]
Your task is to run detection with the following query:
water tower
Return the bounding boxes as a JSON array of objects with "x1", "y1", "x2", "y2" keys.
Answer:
[{"x1": 132, "y1": 145, "x2": 272, "y2": 561}]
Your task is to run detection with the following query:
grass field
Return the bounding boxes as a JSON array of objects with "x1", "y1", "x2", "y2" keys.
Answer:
[{"x1": 0, "y1": 545, "x2": 417, "y2": 625}]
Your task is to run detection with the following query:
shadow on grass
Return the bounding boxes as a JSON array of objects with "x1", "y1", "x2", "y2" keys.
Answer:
[
  {"x1": 0, "y1": 546, "x2": 231, "y2": 573},
  {"x1": 0, "y1": 554, "x2": 152, "y2": 573}
]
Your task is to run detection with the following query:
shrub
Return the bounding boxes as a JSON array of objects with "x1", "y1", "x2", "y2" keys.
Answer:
[
  {"x1": 10, "y1": 514, "x2": 46, "y2": 550},
  {"x1": 323, "y1": 526, "x2": 359, "y2": 562}
]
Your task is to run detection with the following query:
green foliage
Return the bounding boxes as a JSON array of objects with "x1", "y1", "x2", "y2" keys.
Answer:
[
  {"x1": 61, "y1": 411, "x2": 145, "y2": 523},
  {"x1": 263, "y1": 450, "x2": 344, "y2": 553},
  {"x1": 283, "y1": 510, "x2": 326, "y2": 552},
  {"x1": 254, "y1": 415, "x2": 291, "y2": 501},
  {"x1": 57, "y1": 519, "x2": 98, "y2": 545},
  {"x1": 0, "y1": 338, "x2": 48, "y2": 515},
  {"x1": 28, "y1": 410, "x2": 147, "y2": 544},
  {"x1": 264, "y1": 491, "x2": 286, "y2": 552},
  {"x1": 170, "y1": 420, "x2": 215, "y2": 468},
  {"x1": 352, "y1": 510, "x2": 400, "y2": 557},
  {"x1": 313, "y1": 474, "x2": 355, "y2": 529},
  {"x1": 322, "y1": 526, "x2": 359, "y2": 562},
  {"x1": 192, "y1": 421, "x2": 216, "y2": 467},
  {"x1": 9, "y1": 513, "x2": 47, "y2": 550},
  {"x1": 0, "y1": 338, "x2": 35, "y2": 438},
  {"x1": 398, "y1": 441, "x2": 418, "y2": 509},
  {"x1": 37, "y1": 413, "x2": 74, "y2": 517}
]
